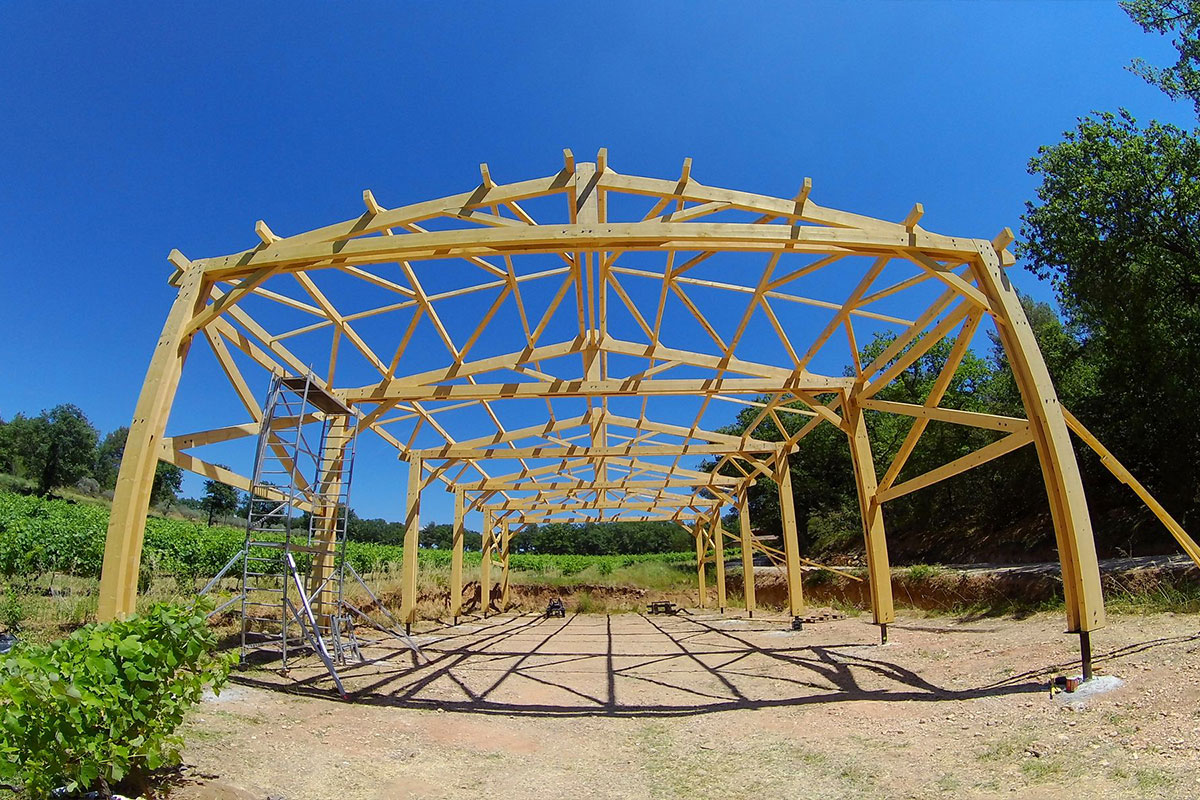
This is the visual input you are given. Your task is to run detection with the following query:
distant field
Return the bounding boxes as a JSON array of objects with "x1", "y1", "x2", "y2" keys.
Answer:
[{"x1": 0, "y1": 491, "x2": 695, "y2": 582}]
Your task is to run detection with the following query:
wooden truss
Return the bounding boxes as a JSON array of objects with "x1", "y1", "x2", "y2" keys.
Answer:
[{"x1": 97, "y1": 150, "x2": 1200, "y2": 674}]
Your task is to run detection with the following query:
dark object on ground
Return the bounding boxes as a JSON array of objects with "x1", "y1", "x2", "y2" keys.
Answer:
[
  {"x1": 546, "y1": 598, "x2": 565, "y2": 618},
  {"x1": 50, "y1": 787, "x2": 105, "y2": 799},
  {"x1": 1051, "y1": 675, "x2": 1083, "y2": 694},
  {"x1": 648, "y1": 601, "x2": 678, "y2": 615},
  {"x1": 0, "y1": 633, "x2": 16, "y2": 654},
  {"x1": 795, "y1": 608, "x2": 847, "y2": 624},
  {"x1": 791, "y1": 616, "x2": 804, "y2": 631}
]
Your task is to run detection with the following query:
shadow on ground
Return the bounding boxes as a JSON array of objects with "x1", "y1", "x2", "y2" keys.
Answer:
[{"x1": 219, "y1": 612, "x2": 1200, "y2": 718}]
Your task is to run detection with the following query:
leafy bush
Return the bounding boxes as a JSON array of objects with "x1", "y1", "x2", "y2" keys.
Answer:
[
  {"x1": 806, "y1": 506, "x2": 861, "y2": 556},
  {"x1": 0, "y1": 586, "x2": 23, "y2": 633},
  {"x1": 0, "y1": 601, "x2": 232, "y2": 797},
  {"x1": 905, "y1": 563, "x2": 945, "y2": 581}
]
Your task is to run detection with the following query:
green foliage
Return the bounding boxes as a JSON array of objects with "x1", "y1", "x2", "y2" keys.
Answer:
[
  {"x1": 806, "y1": 506, "x2": 860, "y2": 556},
  {"x1": 151, "y1": 461, "x2": 183, "y2": 507},
  {"x1": 0, "y1": 601, "x2": 232, "y2": 797},
  {"x1": 0, "y1": 405, "x2": 100, "y2": 496},
  {"x1": 200, "y1": 469, "x2": 241, "y2": 526},
  {"x1": 0, "y1": 415, "x2": 48, "y2": 483},
  {"x1": 706, "y1": 322, "x2": 1064, "y2": 561},
  {"x1": 418, "y1": 521, "x2": 482, "y2": 551},
  {"x1": 0, "y1": 586, "x2": 23, "y2": 633},
  {"x1": 1021, "y1": 109, "x2": 1200, "y2": 526},
  {"x1": 0, "y1": 491, "x2": 695, "y2": 583},
  {"x1": 1123, "y1": 0, "x2": 1200, "y2": 115},
  {"x1": 519, "y1": 520, "x2": 701, "y2": 555},
  {"x1": 39, "y1": 405, "x2": 100, "y2": 496},
  {"x1": 93, "y1": 426, "x2": 128, "y2": 492},
  {"x1": 905, "y1": 563, "x2": 945, "y2": 581}
]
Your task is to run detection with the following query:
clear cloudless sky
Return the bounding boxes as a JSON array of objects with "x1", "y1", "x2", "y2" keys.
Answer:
[{"x1": 0, "y1": 1, "x2": 1194, "y2": 523}]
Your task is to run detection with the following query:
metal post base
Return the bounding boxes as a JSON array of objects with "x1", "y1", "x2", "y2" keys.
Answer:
[
  {"x1": 1080, "y1": 631, "x2": 1093, "y2": 681},
  {"x1": 879, "y1": 623, "x2": 888, "y2": 645}
]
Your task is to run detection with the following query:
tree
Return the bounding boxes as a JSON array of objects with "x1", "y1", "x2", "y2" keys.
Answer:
[
  {"x1": 1124, "y1": 0, "x2": 1200, "y2": 115},
  {"x1": 419, "y1": 522, "x2": 453, "y2": 549},
  {"x1": 94, "y1": 427, "x2": 128, "y2": 490},
  {"x1": 201, "y1": 469, "x2": 241, "y2": 526},
  {"x1": 31, "y1": 405, "x2": 99, "y2": 495},
  {"x1": 150, "y1": 462, "x2": 183, "y2": 507},
  {"x1": 417, "y1": 522, "x2": 482, "y2": 550},
  {"x1": 0, "y1": 414, "x2": 48, "y2": 481},
  {"x1": 1020, "y1": 110, "x2": 1200, "y2": 525}
]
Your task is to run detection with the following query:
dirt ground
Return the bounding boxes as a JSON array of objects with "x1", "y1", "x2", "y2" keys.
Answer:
[{"x1": 174, "y1": 610, "x2": 1200, "y2": 800}]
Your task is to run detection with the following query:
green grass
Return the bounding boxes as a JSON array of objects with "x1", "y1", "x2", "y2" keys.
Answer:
[
  {"x1": 1132, "y1": 767, "x2": 1177, "y2": 793},
  {"x1": 905, "y1": 563, "x2": 945, "y2": 581},
  {"x1": 512, "y1": 559, "x2": 695, "y2": 591},
  {"x1": 1105, "y1": 582, "x2": 1200, "y2": 614}
]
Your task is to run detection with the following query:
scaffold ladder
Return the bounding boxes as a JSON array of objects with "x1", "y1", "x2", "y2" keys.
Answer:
[{"x1": 201, "y1": 372, "x2": 422, "y2": 697}]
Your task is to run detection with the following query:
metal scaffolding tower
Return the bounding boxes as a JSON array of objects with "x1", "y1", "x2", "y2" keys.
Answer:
[{"x1": 202, "y1": 373, "x2": 421, "y2": 697}]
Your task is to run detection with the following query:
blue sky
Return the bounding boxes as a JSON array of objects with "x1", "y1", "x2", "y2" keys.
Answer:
[{"x1": 0, "y1": 1, "x2": 1193, "y2": 525}]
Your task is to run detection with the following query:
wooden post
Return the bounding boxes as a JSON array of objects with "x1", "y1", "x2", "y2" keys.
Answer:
[
  {"x1": 480, "y1": 509, "x2": 494, "y2": 618},
  {"x1": 499, "y1": 522, "x2": 512, "y2": 611},
  {"x1": 99, "y1": 268, "x2": 208, "y2": 620},
  {"x1": 712, "y1": 515, "x2": 727, "y2": 612},
  {"x1": 776, "y1": 456, "x2": 805, "y2": 617},
  {"x1": 308, "y1": 416, "x2": 348, "y2": 623},
  {"x1": 400, "y1": 454, "x2": 422, "y2": 626},
  {"x1": 970, "y1": 243, "x2": 1104, "y2": 637},
  {"x1": 844, "y1": 400, "x2": 894, "y2": 637},
  {"x1": 450, "y1": 488, "x2": 465, "y2": 622},
  {"x1": 738, "y1": 494, "x2": 756, "y2": 617},
  {"x1": 694, "y1": 519, "x2": 708, "y2": 609}
]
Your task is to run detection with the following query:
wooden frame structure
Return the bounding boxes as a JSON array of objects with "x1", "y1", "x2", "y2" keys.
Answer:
[{"x1": 99, "y1": 149, "x2": 1197, "y2": 676}]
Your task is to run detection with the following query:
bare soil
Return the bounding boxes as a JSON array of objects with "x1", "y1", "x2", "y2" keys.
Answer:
[{"x1": 174, "y1": 610, "x2": 1200, "y2": 800}]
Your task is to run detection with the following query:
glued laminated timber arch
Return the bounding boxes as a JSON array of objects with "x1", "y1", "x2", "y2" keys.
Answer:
[{"x1": 101, "y1": 148, "x2": 1193, "y2": 674}]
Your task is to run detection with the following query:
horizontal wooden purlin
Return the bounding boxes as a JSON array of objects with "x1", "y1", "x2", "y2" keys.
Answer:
[
  {"x1": 483, "y1": 485, "x2": 710, "y2": 507},
  {"x1": 261, "y1": 174, "x2": 571, "y2": 248},
  {"x1": 501, "y1": 511, "x2": 703, "y2": 524},
  {"x1": 343, "y1": 332, "x2": 806, "y2": 393},
  {"x1": 367, "y1": 337, "x2": 586, "y2": 390},
  {"x1": 498, "y1": 514, "x2": 704, "y2": 524},
  {"x1": 458, "y1": 477, "x2": 741, "y2": 492},
  {"x1": 602, "y1": 411, "x2": 780, "y2": 450},
  {"x1": 489, "y1": 497, "x2": 720, "y2": 512},
  {"x1": 343, "y1": 376, "x2": 848, "y2": 404},
  {"x1": 859, "y1": 399, "x2": 1030, "y2": 434},
  {"x1": 493, "y1": 500, "x2": 716, "y2": 515},
  {"x1": 599, "y1": 334, "x2": 808, "y2": 381},
  {"x1": 496, "y1": 503, "x2": 708, "y2": 516},
  {"x1": 194, "y1": 222, "x2": 986, "y2": 279},
  {"x1": 159, "y1": 445, "x2": 315, "y2": 513},
  {"x1": 164, "y1": 413, "x2": 323, "y2": 450},
  {"x1": 596, "y1": 171, "x2": 907, "y2": 233},
  {"x1": 416, "y1": 442, "x2": 779, "y2": 460}
]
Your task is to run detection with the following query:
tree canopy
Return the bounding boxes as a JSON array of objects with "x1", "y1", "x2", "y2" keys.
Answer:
[
  {"x1": 0, "y1": 405, "x2": 99, "y2": 495},
  {"x1": 1123, "y1": 0, "x2": 1200, "y2": 115},
  {"x1": 201, "y1": 469, "x2": 241, "y2": 526},
  {"x1": 1020, "y1": 110, "x2": 1200, "y2": 524}
]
